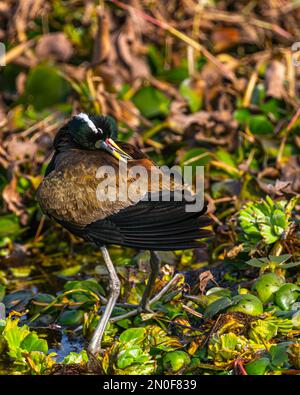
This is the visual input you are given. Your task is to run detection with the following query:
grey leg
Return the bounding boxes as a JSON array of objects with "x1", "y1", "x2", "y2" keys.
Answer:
[
  {"x1": 110, "y1": 273, "x2": 181, "y2": 323},
  {"x1": 140, "y1": 251, "x2": 160, "y2": 311},
  {"x1": 88, "y1": 246, "x2": 120, "y2": 355}
]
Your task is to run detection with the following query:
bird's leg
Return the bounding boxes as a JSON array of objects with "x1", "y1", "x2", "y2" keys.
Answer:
[
  {"x1": 139, "y1": 251, "x2": 160, "y2": 312},
  {"x1": 88, "y1": 246, "x2": 120, "y2": 355},
  {"x1": 110, "y1": 273, "x2": 181, "y2": 323}
]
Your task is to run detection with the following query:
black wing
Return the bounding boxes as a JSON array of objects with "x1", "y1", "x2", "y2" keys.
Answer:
[{"x1": 80, "y1": 193, "x2": 212, "y2": 251}]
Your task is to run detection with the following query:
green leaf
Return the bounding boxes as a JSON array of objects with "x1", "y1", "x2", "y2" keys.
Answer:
[
  {"x1": 64, "y1": 279, "x2": 104, "y2": 297},
  {"x1": 204, "y1": 297, "x2": 233, "y2": 319},
  {"x1": 24, "y1": 63, "x2": 70, "y2": 110},
  {"x1": 260, "y1": 99, "x2": 281, "y2": 120},
  {"x1": 249, "y1": 320, "x2": 278, "y2": 342},
  {"x1": 252, "y1": 273, "x2": 285, "y2": 304},
  {"x1": 3, "y1": 318, "x2": 30, "y2": 359},
  {"x1": 292, "y1": 311, "x2": 300, "y2": 328},
  {"x1": 271, "y1": 209, "x2": 287, "y2": 231},
  {"x1": 275, "y1": 284, "x2": 300, "y2": 311},
  {"x1": 249, "y1": 115, "x2": 273, "y2": 135},
  {"x1": 215, "y1": 149, "x2": 237, "y2": 168},
  {"x1": 246, "y1": 258, "x2": 267, "y2": 268},
  {"x1": 163, "y1": 351, "x2": 190, "y2": 373},
  {"x1": 269, "y1": 343, "x2": 290, "y2": 367},
  {"x1": 269, "y1": 254, "x2": 292, "y2": 264},
  {"x1": 228, "y1": 294, "x2": 263, "y2": 316},
  {"x1": 0, "y1": 285, "x2": 5, "y2": 303},
  {"x1": 234, "y1": 108, "x2": 251, "y2": 124},
  {"x1": 0, "y1": 214, "x2": 23, "y2": 239},
  {"x1": 132, "y1": 86, "x2": 170, "y2": 118},
  {"x1": 180, "y1": 148, "x2": 213, "y2": 167},
  {"x1": 280, "y1": 261, "x2": 300, "y2": 269},
  {"x1": 117, "y1": 345, "x2": 150, "y2": 369},
  {"x1": 245, "y1": 357, "x2": 270, "y2": 375},
  {"x1": 119, "y1": 327, "x2": 146, "y2": 344},
  {"x1": 59, "y1": 310, "x2": 84, "y2": 327},
  {"x1": 179, "y1": 78, "x2": 202, "y2": 112},
  {"x1": 55, "y1": 264, "x2": 82, "y2": 278},
  {"x1": 21, "y1": 332, "x2": 48, "y2": 354},
  {"x1": 63, "y1": 350, "x2": 88, "y2": 364}
]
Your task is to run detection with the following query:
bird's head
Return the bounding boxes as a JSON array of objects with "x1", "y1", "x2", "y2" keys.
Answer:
[{"x1": 55, "y1": 113, "x2": 131, "y2": 161}]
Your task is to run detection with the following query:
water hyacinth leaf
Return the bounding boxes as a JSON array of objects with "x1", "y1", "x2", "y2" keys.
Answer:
[
  {"x1": 55, "y1": 264, "x2": 82, "y2": 278},
  {"x1": 25, "y1": 351, "x2": 56, "y2": 375},
  {"x1": 117, "y1": 346, "x2": 150, "y2": 369},
  {"x1": 163, "y1": 351, "x2": 191, "y2": 373},
  {"x1": 252, "y1": 273, "x2": 285, "y2": 304},
  {"x1": 0, "y1": 214, "x2": 23, "y2": 239},
  {"x1": 24, "y1": 64, "x2": 70, "y2": 110},
  {"x1": 271, "y1": 210, "x2": 287, "y2": 233},
  {"x1": 269, "y1": 343, "x2": 290, "y2": 367},
  {"x1": 147, "y1": 325, "x2": 182, "y2": 351},
  {"x1": 21, "y1": 332, "x2": 48, "y2": 354},
  {"x1": 227, "y1": 294, "x2": 263, "y2": 316},
  {"x1": 32, "y1": 293, "x2": 55, "y2": 304},
  {"x1": 119, "y1": 327, "x2": 146, "y2": 344},
  {"x1": 292, "y1": 311, "x2": 300, "y2": 328},
  {"x1": 132, "y1": 86, "x2": 170, "y2": 118},
  {"x1": 64, "y1": 279, "x2": 104, "y2": 297},
  {"x1": 3, "y1": 290, "x2": 34, "y2": 311},
  {"x1": 245, "y1": 357, "x2": 270, "y2": 375},
  {"x1": 179, "y1": 78, "x2": 202, "y2": 112},
  {"x1": 249, "y1": 320, "x2": 278, "y2": 342},
  {"x1": 206, "y1": 287, "x2": 232, "y2": 297},
  {"x1": 208, "y1": 333, "x2": 247, "y2": 363},
  {"x1": 234, "y1": 108, "x2": 251, "y2": 124},
  {"x1": 204, "y1": 297, "x2": 233, "y2": 319},
  {"x1": 59, "y1": 310, "x2": 85, "y2": 327},
  {"x1": 249, "y1": 114, "x2": 273, "y2": 135},
  {"x1": 63, "y1": 350, "x2": 88, "y2": 364},
  {"x1": 3, "y1": 318, "x2": 30, "y2": 359},
  {"x1": 239, "y1": 197, "x2": 288, "y2": 246},
  {"x1": 275, "y1": 284, "x2": 300, "y2": 311},
  {"x1": 259, "y1": 224, "x2": 280, "y2": 244}
]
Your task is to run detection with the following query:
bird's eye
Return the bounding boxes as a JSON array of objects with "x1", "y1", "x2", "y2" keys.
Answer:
[
  {"x1": 95, "y1": 140, "x2": 102, "y2": 148},
  {"x1": 97, "y1": 128, "x2": 103, "y2": 134}
]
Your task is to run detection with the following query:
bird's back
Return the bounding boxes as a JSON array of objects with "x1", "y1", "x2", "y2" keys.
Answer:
[{"x1": 37, "y1": 142, "x2": 212, "y2": 250}]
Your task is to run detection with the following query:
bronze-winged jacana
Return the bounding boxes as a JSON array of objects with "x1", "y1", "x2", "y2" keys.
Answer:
[{"x1": 36, "y1": 113, "x2": 212, "y2": 354}]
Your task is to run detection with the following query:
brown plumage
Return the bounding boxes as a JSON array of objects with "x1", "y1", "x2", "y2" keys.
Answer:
[
  {"x1": 37, "y1": 138, "x2": 212, "y2": 250},
  {"x1": 36, "y1": 113, "x2": 212, "y2": 354}
]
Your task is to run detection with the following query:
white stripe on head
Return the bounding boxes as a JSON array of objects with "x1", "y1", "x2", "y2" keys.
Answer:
[{"x1": 75, "y1": 113, "x2": 102, "y2": 134}]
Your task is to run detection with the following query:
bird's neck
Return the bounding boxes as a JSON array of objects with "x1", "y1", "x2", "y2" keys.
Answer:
[{"x1": 53, "y1": 129, "x2": 78, "y2": 153}]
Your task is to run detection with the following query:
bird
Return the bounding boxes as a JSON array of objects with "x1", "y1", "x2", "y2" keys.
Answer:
[{"x1": 36, "y1": 113, "x2": 212, "y2": 355}]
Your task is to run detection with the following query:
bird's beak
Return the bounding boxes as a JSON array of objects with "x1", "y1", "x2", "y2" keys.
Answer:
[{"x1": 97, "y1": 138, "x2": 132, "y2": 162}]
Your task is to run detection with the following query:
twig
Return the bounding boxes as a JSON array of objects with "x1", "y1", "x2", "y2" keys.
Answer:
[
  {"x1": 109, "y1": 0, "x2": 236, "y2": 83},
  {"x1": 277, "y1": 107, "x2": 300, "y2": 166}
]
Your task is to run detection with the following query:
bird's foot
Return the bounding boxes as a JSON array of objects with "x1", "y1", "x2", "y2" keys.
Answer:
[
  {"x1": 137, "y1": 303, "x2": 155, "y2": 314},
  {"x1": 109, "y1": 274, "x2": 181, "y2": 323}
]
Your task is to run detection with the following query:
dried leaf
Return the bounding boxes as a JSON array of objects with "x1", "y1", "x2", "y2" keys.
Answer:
[
  {"x1": 265, "y1": 60, "x2": 286, "y2": 99},
  {"x1": 36, "y1": 33, "x2": 73, "y2": 62}
]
